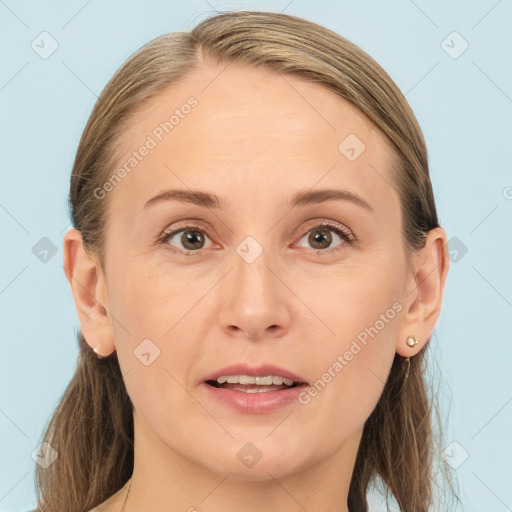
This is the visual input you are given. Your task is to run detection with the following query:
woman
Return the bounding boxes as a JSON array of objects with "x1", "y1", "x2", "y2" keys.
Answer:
[{"x1": 35, "y1": 10, "x2": 455, "y2": 512}]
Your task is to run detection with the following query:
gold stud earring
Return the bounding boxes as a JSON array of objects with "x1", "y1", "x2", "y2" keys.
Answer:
[{"x1": 406, "y1": 335, "x2": 419, "y2": 347}]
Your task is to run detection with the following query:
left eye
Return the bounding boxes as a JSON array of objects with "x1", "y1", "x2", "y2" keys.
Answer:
[{"x1": 296, "y1": 225, "x2": 351, "y2": 252}]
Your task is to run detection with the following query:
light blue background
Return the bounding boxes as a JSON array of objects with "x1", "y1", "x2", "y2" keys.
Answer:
[{"x1": 1, "y1": 1, "x2": 511, "y2": 511}]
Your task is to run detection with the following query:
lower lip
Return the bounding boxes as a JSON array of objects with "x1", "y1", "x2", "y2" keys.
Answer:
[{"x1": 201, "y1": 382, "x2": 308, "y2": 414}]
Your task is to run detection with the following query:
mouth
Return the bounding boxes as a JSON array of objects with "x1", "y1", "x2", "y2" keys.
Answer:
[
  {"x1": 205, "y1": 374, "x2": 309, "y2": 394},
  {"x1": 201, "y1": 364, "x2": 310, "y2": 413}
]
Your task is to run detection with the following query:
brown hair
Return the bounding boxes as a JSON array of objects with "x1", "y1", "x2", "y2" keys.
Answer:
[{"x1": 35, "y1": 10, "x2": 456, "y2": 512}]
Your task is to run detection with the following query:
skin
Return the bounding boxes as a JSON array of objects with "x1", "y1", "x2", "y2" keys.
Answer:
[{"x1": 64, "y1": 62, "x2": 449, "y2": 512}]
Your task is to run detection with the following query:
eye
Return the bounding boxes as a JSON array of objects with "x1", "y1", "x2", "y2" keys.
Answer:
[
  {"x1": 158, "y1": 220, "x2": 355, "y2": 256},
  {"x1": 295, "y1": 220, "x2": 354, "y2": 254},
  {"x1": 159, "y1": 224, "x2": 214, "y2": 255}
]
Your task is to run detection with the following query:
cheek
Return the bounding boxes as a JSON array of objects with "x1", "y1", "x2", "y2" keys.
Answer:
[
  {"x1": 295, "y1": 319, "x2": 397, "y2": 462},
  {"x1": 115, "y1": 282, "x2": 201, "y2": 433},
  {"x1": 295, "y1": 260, "x2": 402, "y2": 435},
  {"x1": 304, "y1": 256, "x2": 403, "y2": 357},
  {"x1": 110, "y1": 261, "x2": 205, "y2": 381},
  {"x1": 107, "y1": 258, "x2": 186, "y2": 337}
]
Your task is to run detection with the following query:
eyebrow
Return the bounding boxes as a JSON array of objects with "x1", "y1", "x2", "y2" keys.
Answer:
[{"x1": 143, "y1": 188, "x2": 374, "y2": 213}]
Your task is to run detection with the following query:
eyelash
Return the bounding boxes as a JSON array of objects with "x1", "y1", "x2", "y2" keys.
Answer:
[{"x1": 157, "y1": 220, "x2": 355, "y2": 257}]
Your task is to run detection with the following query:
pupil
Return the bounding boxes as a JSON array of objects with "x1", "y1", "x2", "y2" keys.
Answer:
[
  {"x1": 182, "y1": 231, "x2": 204, "y2": 250},
  {"x1": 310, "y1": 230, "x2": 331, "y2": 249}
]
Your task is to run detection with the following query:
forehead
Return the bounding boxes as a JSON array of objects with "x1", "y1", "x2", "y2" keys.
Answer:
[{"x1": 106, "y1": 63, "x2": 399, "y2": 221}]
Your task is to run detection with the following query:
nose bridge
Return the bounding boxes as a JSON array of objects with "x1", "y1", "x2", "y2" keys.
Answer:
[
  {"x1": 235, "y1": 235, "x2": 274, "y2": 297},
  {"x1": 218, "y1": 234, "x2": 290, "y2": 339}
]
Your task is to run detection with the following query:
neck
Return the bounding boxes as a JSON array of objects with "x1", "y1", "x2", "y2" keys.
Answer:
[{"x1": 121, "y1": 414, "x2": 362, "y2": 512}]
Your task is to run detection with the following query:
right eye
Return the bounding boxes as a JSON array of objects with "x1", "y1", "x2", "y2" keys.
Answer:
[{"x1": 159, "y1": 224, "x2": 215, "y2": 255}]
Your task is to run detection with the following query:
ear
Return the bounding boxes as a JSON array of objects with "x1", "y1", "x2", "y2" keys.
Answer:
[
  {"x1": 63, "y1": 228, "x2": 115, "y2": 357},
  {"x1": 396, "y1": 226, "x2": 450, "y2": 357}
]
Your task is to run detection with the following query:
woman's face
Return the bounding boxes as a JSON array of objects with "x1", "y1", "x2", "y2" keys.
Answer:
[{"x1": 97, "y1": 63, "x2": 414, "y2": 479}]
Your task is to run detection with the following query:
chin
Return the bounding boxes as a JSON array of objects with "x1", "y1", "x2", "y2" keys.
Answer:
[
  {"x1": 221, "y1": 464, "x2": 294, "y2": 482},
  {"x1": 207, "y1": 452, "x2": 308, "y2": 482}
]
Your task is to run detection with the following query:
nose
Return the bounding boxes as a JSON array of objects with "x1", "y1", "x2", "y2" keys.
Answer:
[{"x1": 218, "y1": 245, "x2": 291, "y2": 342}]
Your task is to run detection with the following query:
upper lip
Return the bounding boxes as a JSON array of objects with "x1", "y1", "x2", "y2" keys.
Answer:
[{"x1": 203, "y1": 363, "x2": 309, "y2": 385}]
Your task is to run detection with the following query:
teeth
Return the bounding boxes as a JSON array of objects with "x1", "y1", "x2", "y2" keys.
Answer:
[
  {"x1": 255, "y1": 376, "x2": 272, "y2": 385},
  {"x1": 238, "y1": 387, "x2": 277, "y2": 393},
  {"x1": 215, "y1": 374, "x2": 296, "y2": 386}
]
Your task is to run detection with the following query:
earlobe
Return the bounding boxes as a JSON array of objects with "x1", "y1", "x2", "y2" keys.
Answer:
[
  {"x1": 396, "y1": 227, "x2": 450, "y2": 357},
  {"x1": 63, "y1": 228, "x2": 116, "y2": 357}
]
